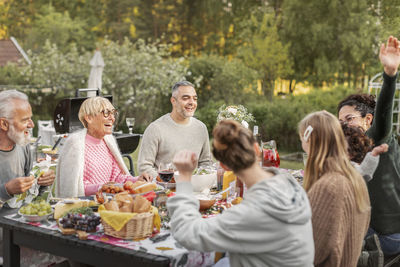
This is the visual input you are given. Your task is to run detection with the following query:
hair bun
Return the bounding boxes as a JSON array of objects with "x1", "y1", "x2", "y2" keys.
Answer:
[{"x1": 214, "y1": 120, "x2": 240, "y2": 148}]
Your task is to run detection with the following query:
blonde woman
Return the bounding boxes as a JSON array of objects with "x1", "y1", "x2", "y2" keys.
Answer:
[
  {"x1": 56, "y1": 97, "x2": 144, "y2": 198},
  {"x1": 299, "y1": 111, "x2": 370, "y2": 267}
]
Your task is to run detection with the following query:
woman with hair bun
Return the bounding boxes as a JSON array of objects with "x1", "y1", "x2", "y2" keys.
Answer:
[
  {"x1": 299, "y1": 110, "x2": 371, "y2": 267},
  {"x1": 167, "y1": 120, "x2": 314, "y2": 267}
]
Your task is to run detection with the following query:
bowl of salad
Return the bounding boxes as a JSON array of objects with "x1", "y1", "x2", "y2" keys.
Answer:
[{"x1": 190, "y1": 168, "x2": 217, "y2": 192}]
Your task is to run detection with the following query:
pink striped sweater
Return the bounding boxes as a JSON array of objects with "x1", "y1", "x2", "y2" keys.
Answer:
[{"x1": 83, "y1": 134, "x2": 137, "y2": 195}]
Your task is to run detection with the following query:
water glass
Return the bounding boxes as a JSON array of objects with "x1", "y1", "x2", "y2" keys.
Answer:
[{"x1": 303, "y1": 153, "x2": 308, "y2": 166}]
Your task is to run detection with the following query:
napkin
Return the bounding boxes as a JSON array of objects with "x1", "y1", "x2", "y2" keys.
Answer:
[
  {"x1": 7, "y1": 156, "x2": 52, "y2": 208},
  {"x1": 99, "y1": 205, "x2": 160, "y2": 232}
]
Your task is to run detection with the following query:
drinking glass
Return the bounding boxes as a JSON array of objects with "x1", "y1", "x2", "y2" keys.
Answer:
[
  {"x1": 126, "y1": 117, "x2": 135, "y2": 134},
  {"x1": 262, "y1": 140, "x2": 280, "y2": 168},
  {"x1": 303, "y1": 153, "x2": 308, "y2": 166},
  {"x1": 158, "y1": 163, "x2": 174, "y2": 183}
]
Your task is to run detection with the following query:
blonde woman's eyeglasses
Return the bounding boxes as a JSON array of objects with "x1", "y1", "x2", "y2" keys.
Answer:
[{"x1": 101, "y1": 109, "x2": 118, "y2": 119}]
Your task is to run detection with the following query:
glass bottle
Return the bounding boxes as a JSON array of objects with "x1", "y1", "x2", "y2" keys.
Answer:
[{"x1": 253, "y1": 125, "x2": 262, "y2": 166}]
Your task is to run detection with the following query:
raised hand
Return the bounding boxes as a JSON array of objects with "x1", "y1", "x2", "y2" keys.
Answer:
[
  {"x1": 5, "y1": 176, "x2": 35, "y2": 195},
  {"x1": 173, "y1": 150, "x2": 198, "y2": 181},
  {"x1": 379, "y1": 36, "x2": 400, "y2": 76},
  {"x1": 371, "y1": 143, "x2": 389, "y2": 157}
]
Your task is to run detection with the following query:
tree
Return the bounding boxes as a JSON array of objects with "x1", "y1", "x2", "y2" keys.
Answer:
[
  {"x1": 187, "y1": 54, "x2": 258, "y2": 106},
  {"x1": 96, "y1": 38, "x2": 187, "y2": 128},
  {"x1": 282, "y1": 0, "x2": 379, "y2": 88},
  {"x1": 237, "y1": 9, "x2": 292, "y2": 99},
  {"x1": 16, "y1": 38, "x2": 187, "y2": 129},
  {"x1": 25, "y1": 5, "x2": 88, "y2": 51}
]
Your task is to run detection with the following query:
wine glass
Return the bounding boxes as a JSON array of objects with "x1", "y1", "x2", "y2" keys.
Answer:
[
  {"x1": 126, "y1": 117, "x2": 135, "y2": 134},
  {"x1": 158, "y1": 163, "x2": 174, "y2": 183}
]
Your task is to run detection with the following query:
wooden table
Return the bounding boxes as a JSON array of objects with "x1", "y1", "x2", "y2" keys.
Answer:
[{"x1": 0, "y1": 208, "x2": 170, "y2": 267}]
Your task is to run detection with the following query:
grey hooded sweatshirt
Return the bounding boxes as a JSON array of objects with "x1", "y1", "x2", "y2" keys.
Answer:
[{"x1": 167, "y1": 168, "x2": 314, "y2": 267}]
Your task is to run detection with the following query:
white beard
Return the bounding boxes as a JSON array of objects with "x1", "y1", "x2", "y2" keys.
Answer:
[{"x1": 7, "y1": 123, "x2": 30, "y2": 146}]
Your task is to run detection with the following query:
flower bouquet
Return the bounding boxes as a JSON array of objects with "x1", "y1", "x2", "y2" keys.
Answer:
[{"x1": 217, "y1": 105, "x2": 255, "y2": 128}]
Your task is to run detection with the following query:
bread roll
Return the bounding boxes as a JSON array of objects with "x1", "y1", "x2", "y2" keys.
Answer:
[
  {"x1": 104, "y1": 200, "x2": 119, "y2": 211},
  {"x1": 133, "y1": 195, "x2": 151, "y2": 213},
  {"x1": 133, "y1": 182, "x2": 157, "y2": 194}
]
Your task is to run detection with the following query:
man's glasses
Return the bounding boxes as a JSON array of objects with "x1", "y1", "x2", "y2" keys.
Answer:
[
  {"x1": 339, "y1": 115, "x2": 362, "y2": 124},
  {"x1": 101, "y1": 109, "x2": 118, "y2": 119}
]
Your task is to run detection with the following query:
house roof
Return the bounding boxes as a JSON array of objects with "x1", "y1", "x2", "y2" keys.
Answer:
[{"x1": 0, "y1": 37, "x2": 30, "y2": 66}]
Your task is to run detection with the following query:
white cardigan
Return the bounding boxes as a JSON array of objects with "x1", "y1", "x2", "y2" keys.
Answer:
[{"x1": 55, "y1": 129, "x2": 129, "y2": 197}]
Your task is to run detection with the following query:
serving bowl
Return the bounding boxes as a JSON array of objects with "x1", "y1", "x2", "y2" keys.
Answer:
[
  {"x1": 18, "y1": 210, "x2": 53, "y2": 222},
  {"x1": 156, "y1": 181, "x2": 176, "y2": 190},
  {"x1": 199, "y1": 199, "x2": 216, "y2": 211},
  {"x1": 191, "y1": 172, "x2": 217, "y2": 192},
  {"x1": 173, "y1": 171, "x2": 217, "y2": 192}
]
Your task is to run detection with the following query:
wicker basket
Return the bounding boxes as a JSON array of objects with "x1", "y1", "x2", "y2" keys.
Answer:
[{"x1": 102, "y1": 212, "x2": 154, "y2": 239}]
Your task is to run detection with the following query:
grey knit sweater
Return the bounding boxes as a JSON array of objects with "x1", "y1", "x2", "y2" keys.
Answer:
[{"x1": 138, "y1": 114, "x2": 211, "y2": 178}]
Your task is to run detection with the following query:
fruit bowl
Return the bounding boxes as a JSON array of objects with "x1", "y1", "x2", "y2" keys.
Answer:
[{"x1": 18, "y1": 210, "x2": 53, "y2": 222}]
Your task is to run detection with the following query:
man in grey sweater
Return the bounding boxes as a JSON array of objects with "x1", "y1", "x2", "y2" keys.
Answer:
[
  {"x1": 138, "y1": 81, "x2": 211, "y2": 179},
  {"x1": 0, "y1": 90, "x2": 55, "y2": 201},
  {"x1": 0, "y1": 90, "x2": 57, "y2": 266}
]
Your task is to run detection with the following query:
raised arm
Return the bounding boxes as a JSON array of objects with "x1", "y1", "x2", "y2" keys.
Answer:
[{"x1": 369, "y1": 36, "x2": 400, "y2": 143}]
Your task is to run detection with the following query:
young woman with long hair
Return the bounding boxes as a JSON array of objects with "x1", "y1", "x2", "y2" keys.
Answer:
[{"x1": 299, "y1": 110, "x2": 370, "y2": 267}]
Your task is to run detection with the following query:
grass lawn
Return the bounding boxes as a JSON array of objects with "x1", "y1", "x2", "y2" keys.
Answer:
[{"x1": 280, "y1": 160, "x2": 304, "y2": 170}]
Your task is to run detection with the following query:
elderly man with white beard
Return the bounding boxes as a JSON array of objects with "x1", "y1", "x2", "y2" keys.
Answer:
[
  {"x1": 0, "y1": 90, "x2": 55, "y2": 201},
  {"x1": 0, "y1": 90, "x2": 61, "y2": 267}
]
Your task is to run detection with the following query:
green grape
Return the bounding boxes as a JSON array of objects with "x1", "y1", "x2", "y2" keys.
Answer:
[
  {"x1": 37, "y1": 211, "x2": 46, "y2": 216},
  {"x1": 20, "y1": 201, "x2": 52, "y2": 215}
]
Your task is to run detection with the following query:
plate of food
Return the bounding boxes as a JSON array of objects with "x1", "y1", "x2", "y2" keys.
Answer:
[
  {"x1": 18, "y1": 201, "x2": 53, "y2": 222},
  {"x1": 99, "y1": 181, "x2": 159, "y2": 196},
  {"x1": 156, "y1": 180, "x2": 176, "y2": 189}
]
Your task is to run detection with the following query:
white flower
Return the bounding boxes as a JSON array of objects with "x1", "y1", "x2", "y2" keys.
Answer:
[
  {"x1": 227, "y1": 107, "x2": 237, "y2": 115},
  {"x1": 217, "y1": 104, "x2": 255, "y2": 126}
]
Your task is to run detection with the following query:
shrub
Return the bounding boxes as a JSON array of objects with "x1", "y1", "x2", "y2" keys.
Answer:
[
  {"x1": 249, "y1": 86, "x2": 354, "y2": 151},
  {"x1": 196, "y1": 86, "x2": 355, "y2": 151}
]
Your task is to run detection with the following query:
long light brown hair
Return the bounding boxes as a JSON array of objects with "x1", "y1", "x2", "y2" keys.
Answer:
[{"x1": 299, "y1": 111, "x2": 370, "y2": 212}]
